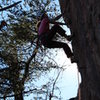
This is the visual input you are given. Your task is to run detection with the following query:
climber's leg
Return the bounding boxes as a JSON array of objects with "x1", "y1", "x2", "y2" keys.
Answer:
[
  {"x1": 47, "y1": 24, "x2": 73, "y2": 41},
  {"x1": 44, "y1": 40, "x2": 73, "y2": 58}
]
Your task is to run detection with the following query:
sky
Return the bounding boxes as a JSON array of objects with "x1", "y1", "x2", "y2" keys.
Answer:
[
  {"x1": 0, "y1": 0, "x2": 81, "y2": 100},
  {"x1": 24, "y1": 48, "x2": 81, "y2": 100}
]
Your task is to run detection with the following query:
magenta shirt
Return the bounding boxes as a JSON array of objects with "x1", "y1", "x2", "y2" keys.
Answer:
[{"x1": 38, "y1": 18, "x2": 49, "y2": 35}]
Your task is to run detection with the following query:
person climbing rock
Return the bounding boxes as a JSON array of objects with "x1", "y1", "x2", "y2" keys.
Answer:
[{"x1": 37, "y1": 13, "x2": 75, "y2": 63}]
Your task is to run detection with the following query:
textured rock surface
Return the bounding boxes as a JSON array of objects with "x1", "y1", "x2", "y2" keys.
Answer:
[{"x1": 59, "y1": 0, "x2": 100, "y2": 100}]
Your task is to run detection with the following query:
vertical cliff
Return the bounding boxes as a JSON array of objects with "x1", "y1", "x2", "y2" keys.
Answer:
[{"x1": 59, "y1": 0, "x2": 100, "y2": 100}]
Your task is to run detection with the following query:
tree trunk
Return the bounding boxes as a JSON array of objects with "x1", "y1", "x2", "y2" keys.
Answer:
[
  {"x1": 12, "y1": 68, "x2": 24, "y2": 100},
  {"x1": 59, "y1": 0, "x2": 100, "y2": 100},
  {"x1": 14, "y1": 91, "x2": 23, "y2": 100}
]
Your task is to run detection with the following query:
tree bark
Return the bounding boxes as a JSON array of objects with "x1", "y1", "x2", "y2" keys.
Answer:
[
  {"x1": 14, "y1": 91, "x2": 23, "y2": 100},
  {"x1": 59, "y1": 0, "x2": 100, "y2": 100}
]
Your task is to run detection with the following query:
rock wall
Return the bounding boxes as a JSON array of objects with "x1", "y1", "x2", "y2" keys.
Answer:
[{"x1": 59, "y1": 0, "x2": 100, "y2": 100}]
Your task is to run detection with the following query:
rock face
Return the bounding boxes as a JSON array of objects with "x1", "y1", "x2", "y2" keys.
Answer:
[{"x1": 59, "y1": 0, "x2": 100, "y2": 100}]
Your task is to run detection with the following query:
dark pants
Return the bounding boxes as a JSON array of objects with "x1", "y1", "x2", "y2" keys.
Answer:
[{"x1": 40, "y1": 25, "x2": 73, "y2": 58}]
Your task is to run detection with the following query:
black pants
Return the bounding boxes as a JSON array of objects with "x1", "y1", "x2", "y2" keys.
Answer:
[{"x1": 40, "y1": 25, "x2": 73, "y2": 58}]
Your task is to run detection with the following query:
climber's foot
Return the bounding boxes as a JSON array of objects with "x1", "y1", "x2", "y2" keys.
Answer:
[
  {"x1": 66, "y1": 34, "x2": 75, "y2": 41},
  {"x1": 70, "y1": 56, "x2": 77, "y2": 63}
]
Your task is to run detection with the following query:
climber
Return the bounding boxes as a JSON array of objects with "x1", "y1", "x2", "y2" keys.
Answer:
[{"x1": 37, "y1": 13, "x2": 75, "y2": 63}]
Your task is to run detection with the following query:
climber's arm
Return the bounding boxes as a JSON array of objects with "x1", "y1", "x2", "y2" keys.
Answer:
[
  {"x1": 52, "y1": 13, "x2": 63, "y2": 21},
  {"x1": 49, "y1": 13, "x2": 66, "y2": 25},
  {"x1": 49, "y1": 20, "x2": 66, "y2": 25},
  {"x1": 51, "y1": 9, "x2": 66, "y2": 21}
]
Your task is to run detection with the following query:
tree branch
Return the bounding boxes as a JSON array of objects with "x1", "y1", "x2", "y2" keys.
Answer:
[
  {"x1": 0, "y1": 88, "x2": 38, "y2": 99},
  {"x1": 0, "y1": 1, "x2": 22, "y2": 12},
  {"x1": 22, "y1": 46, "x2": 39, "y2": 83},
  {"x1": 49, "y1": 69, "x2": 62, "y2": 100}
]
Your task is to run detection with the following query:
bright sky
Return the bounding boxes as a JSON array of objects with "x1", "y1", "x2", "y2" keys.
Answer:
[
  {"x1": 53, "y1": 49, "x2": 80, "y2": 99},
  {"x1": 24, "y1": 48, "x2": 81, "y2": 100}
]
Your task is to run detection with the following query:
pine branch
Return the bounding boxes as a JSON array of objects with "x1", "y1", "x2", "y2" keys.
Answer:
[
  {"x1": 0, "y1": 1, "x2": 22, "y2": 12},
  {"x1": 0, "y1": 88, "x2": 38, "y2": 99},
  {"x1": 22, "y1": 46, "x2": 38, "y2": 83}
]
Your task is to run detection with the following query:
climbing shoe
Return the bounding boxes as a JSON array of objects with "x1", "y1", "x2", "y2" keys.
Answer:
[
  {"x1": 66, "y1": 34, "x2": 74, "y2": 41},
  {"x1": 67, "y1": 36, "x2": 72, "y2": 41}
]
